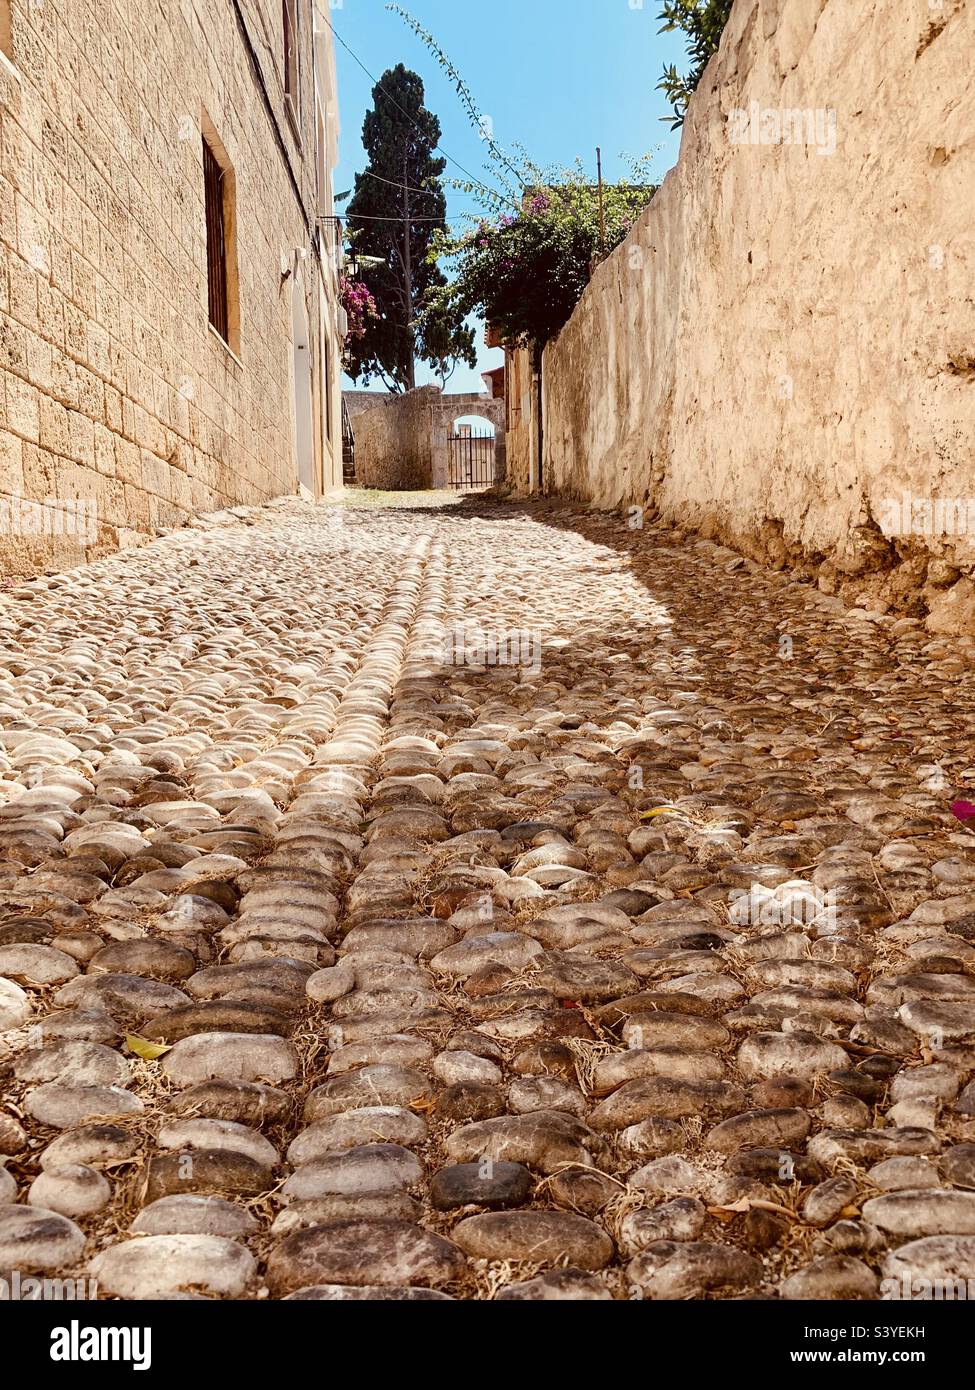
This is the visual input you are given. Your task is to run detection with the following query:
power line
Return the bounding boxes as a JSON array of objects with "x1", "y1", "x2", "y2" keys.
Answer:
[
  {"x1": 359, "y1": 169, "x2": 482, "y2": 198},
  {"x1": 322, "y1": 14, "x2": 518, "y2": 212},
  {"x1": 338, "y1": 212, "x2": 474, "y2": 224},
  {"x1": 362, "y1": 170, "x2": 441, "y2": 195},
  {"x1": 389, "y1": 2, "x2": 529, "y2": 195}
]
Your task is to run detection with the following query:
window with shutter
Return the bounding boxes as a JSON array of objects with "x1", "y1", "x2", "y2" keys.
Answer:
[
  {"x1": 201, "y1": 116, "x2": 239, "y2": 354},
  {"x1": 283, "y1": 0, "x2": 300, "y2": 135},
  {"x1": 203, "y1": 138, "x2": 229, "y2": 342}
]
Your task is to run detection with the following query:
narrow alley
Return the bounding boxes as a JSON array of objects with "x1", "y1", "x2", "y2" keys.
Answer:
[{"x1": 2, "y1": 492, "x2": 974, "y2": 1301}]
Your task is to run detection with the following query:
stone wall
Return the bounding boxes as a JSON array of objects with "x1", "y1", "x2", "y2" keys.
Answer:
[
  {"x1": 350, "y1": 387, "x2": 438, "y2": 490},
  {"x1": 346, "y1": 387, "x2": 506, "y2": 490},
  {"x1": 0, "y1": 0, "x2": 344, "y2": 576},
  {"x1": 513, "y1": 0, "x2": 975, "y2": 629},
  {"x1": 343, "y1": 390, "x2": 393, "y2": 420}
]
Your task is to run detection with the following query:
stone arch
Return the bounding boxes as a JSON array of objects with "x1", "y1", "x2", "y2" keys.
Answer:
[
  {"x1": 452, "y1": 411, "x2": 498, "y2": 436},
  {"x1": 430, "y1": 393, "x2": 506, "y2": 488}
]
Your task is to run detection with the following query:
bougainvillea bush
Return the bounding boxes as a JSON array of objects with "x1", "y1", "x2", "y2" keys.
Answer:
[
  {"x1": 339, "y1": 274, "x2": 378, "y2": 346},
  {"x1": 429, "y1": 164, "x2": 655, "y2": 350}
]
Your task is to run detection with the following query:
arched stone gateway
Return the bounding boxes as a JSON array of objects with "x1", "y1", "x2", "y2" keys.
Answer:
[
  {"x1": 343, "y1": 387, "x2": 506, "y2": 491},
  {"x1": 432, "y1": 395, "x2": 505, "y2": 490}
]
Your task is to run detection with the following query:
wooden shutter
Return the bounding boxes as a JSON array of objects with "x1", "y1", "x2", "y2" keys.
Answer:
[
  {"x1": 203, "y1": 138, "x2": 228, "y2": 341},
  {"x1": 283, "y1": 1, "x2": 298, "y2": 102}
]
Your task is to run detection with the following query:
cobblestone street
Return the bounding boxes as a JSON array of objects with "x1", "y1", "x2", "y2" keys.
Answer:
[{"x1": 2, "y1": 491, "x2": 975, "y2": 1301}]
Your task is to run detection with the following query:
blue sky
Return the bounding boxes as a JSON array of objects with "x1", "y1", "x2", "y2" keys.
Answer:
[{"x1": 329, "y1": 0, "x2": 688, "y2": 394}]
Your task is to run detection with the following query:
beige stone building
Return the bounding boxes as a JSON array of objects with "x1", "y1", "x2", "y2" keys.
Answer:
[{"x1": 0, "y1": 0, "x2": 345, "y2": 574}]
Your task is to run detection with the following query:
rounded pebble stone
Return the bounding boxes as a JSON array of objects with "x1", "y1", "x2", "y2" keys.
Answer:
[
  {"x1": 450, "y1": 1211, "x2": 615, "y2": 1269},
  {"x1": 266, "y1": 1219, "x2": 467, "y2": 1295},
  {"x1": 130, "y1": 1196, "x2": 258, "y2": 1238},
  {"x1": 0, "y1": 1203, "x2": 86, "y2": 1271},
  {"x1": 28, "y1": 1164, "x2": 112, "y2": 1218},
  {"x1": 6, "y1": 490, "x2": 975, "y2": 1304},
  {"x1": 430, "y1": 1162, "x2": 534, "y2": 1211},
  {"x1": 89, "y1": 1234, "x2": 256, "y2": 1299}
]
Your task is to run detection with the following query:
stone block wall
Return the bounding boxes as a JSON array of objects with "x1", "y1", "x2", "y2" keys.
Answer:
[{"x1": 0, "y1": 0, "x2": 343, "y2": 576}]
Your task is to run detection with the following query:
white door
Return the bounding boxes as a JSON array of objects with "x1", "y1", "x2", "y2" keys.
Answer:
[{"x1": 292, "y1": 277, "x2": 316, "y2": 494}]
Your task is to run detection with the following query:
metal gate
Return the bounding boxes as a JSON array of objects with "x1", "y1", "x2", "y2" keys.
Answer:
[{"x1": 448, "y1": 430, "x2": 495, "y2": 489}]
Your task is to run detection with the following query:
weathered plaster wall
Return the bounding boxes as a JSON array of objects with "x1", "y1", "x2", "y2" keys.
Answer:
[
  {"x1": 350, "y1": 387, "x2": 436, "y2": 489},
  {"x1": 0, "y1": 0, "x2": 343, "y2": 576},
  {"x1": 347, "y1": 387, "x2": 505, "y2": 490},
  {"x1": 526, "y1": 0, "x2": 975, "y2": 628}
]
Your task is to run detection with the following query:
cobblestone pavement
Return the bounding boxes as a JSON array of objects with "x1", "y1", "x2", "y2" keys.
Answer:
[{"x1": 2, "y1": 490, "x2": 975, "y2": 1301}]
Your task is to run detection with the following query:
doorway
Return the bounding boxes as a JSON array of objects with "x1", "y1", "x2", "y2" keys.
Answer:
[
  {"x1": 448, "y1": 415, "x2": 496, "y2": 489},
  {"x1": 292, "y1": 276, "x2": 316, "y2": 494}
]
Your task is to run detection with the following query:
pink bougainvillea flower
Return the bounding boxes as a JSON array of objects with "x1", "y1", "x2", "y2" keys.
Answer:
[
  {"x1": 338, "y1": 274, "x2": 377, "y2": 341},
  {"x1": 950, "y1": 800, "x2": 975, "y2": 822}
]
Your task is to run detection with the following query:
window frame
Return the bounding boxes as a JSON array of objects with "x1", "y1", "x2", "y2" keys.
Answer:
[
  {"x1": 201, "y1": 114, "x2": 241, "y2": 357},
  {"x1": 282, "y1": 0, "x2": 301, "y2": 142}
]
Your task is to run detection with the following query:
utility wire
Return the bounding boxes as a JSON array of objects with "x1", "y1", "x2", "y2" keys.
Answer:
[
  {"x1": 337, "y1": 212, "x2": 475, "y2": 223},
  {"x1": 358, "y1": 169, "x2": 482, "y2": 198},
  {"x1": 322, "y1": 14, "x2": 518, "y2": 211},
  {"x1": 361, "y1": 170, "x2": 441, "y2": 195}
]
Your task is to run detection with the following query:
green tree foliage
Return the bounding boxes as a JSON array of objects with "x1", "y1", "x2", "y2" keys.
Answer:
[
  {"x1": 345, "y1": 65, "x2": 475, "y2": 391},
  {"x1": 657, "y1": 0, "x2": 734, "y2": 128}
]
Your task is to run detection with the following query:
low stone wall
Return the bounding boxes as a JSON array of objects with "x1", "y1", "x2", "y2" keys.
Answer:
[
  {"x1": 511, "y1": 0, "x2": 975, "y2": 631},
  {"x1": 350, "y1": 388, "x2": 438, "y2": 490},
  {"x1": 343, "y1": 391, "x2": 397, "y2": 420},
  {"x1": 346, "y1": 387, "x2": 506, "y2": 490}
]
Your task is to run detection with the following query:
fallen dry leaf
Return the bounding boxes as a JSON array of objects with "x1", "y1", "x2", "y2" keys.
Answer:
[{"x1": 125, "y1": 1034, "x2": 173, "y2": 1060}]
